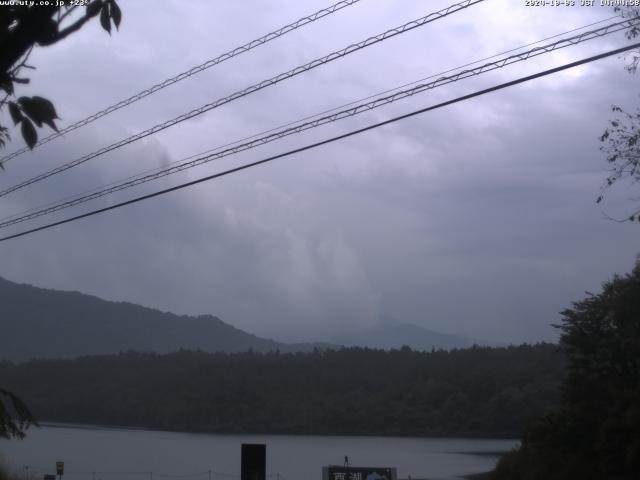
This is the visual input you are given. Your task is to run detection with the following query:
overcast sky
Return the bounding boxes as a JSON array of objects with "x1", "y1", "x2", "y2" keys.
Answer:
[{"x1": 0, "y1": 0, "x2": 639, "y2": 343}]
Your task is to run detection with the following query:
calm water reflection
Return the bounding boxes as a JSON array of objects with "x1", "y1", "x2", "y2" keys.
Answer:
[{"x1": 0, "y1": 424, "x2": 516, "y2": 480}]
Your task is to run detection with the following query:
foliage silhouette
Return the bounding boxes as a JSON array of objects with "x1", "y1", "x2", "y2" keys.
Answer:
[
  {"x1": 0, "y1": 0, "x2": 121, "y2": 440},
  {"x1": 0, "y1": 344, "x2": 562, "y2": 438},
  {"x1": 0, "y1": 0, "x2": 121, "y2": 156},
  {"x1": 492, "y1": 259, "x2": 640, "y2": 479},
  {"x1": 598, "y1": 7, "x2": 640, "y2": 220}
]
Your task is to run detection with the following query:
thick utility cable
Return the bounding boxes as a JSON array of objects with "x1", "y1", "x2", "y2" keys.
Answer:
[
  {"x1": 1, "y1": 12, "x2": 620, "y2": 225},
  {"x1": 0, "y1": 13, "x2": 621, "y2": 226},
  {"x1": 0, "y1": 0, "x2": 363, "y2": 166},
  {"x1": 0, "y1": 0, "x2": 485, "y2": 199},
  {"x1": 2, "y1": 15, "x2": 618, "y2": 225},
  {"x1": 0, "y1": 13, "x2": 621, "y2": 194},
  {"x1": 2, "y1": 16, "x2": 616, "y2": 226},
  {"x1": 0, "y1": 18, "x2": 634, "y2": 229},
  {"x1": 1, "y1": 41, "x2": 637, "y2": 244}
]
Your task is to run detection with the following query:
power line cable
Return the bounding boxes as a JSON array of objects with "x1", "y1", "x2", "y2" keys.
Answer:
[
  {"x1": 0, "y1": 0, "x2": 486, "y2": 198},
  {"x1": 1, "y1": 12, "x2": 618, "y2": 225},
  {"x1": 0, "y1": 18, "x2": 634, "y2": 229},
  {"x1": 1, "y1": 41, "x2": 637, "y2": 244},
  {"x1": 0, "y1": 11, "x2": 622, "y2": 228},
  {"x1": 0, "y1": 17, "x2": 631, "y2": 226},
  {"x1": 0, "y1": 0, "x2": 363, "y2": 165}
]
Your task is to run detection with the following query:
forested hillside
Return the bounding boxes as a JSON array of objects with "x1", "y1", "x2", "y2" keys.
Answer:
[
  {"x1": 1, "y1": 344, "x2": 562, "y2": 438},
  {"x1": 0, "y1": 276, "x2": 476, "y2": 360},
  {"x1": 0, "y1": 276, "x2": 293, "y2": 360},
  {"x1": 492, "y1": 260, "x2": 640, "y2": 479}
]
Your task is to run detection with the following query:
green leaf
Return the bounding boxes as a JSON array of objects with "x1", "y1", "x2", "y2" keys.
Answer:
[
  {"x1": 31, "y1": 96, "x2": 58, "y2": 120},
  {"x1": 21, "y1": 118, "x2": 37, "y2": 149},
  {"x1": 109, "y1": 0, "x2": 121, "y2": 29},
  {"x1": 100, "y1": 3, "x2": 111, "y2": 34},
  {"x1": 18, "y1": 96, "x2": 59, "y2": 131},
  {"x1": 18, "y1": 97, "x2": 42, "y2": 127},
  {"x1": 42, "y1": 118, "x2": 58, "y2": 132},
  {"x1": 86, "y1": 0, "x2": 102, "y2": 17},
  {"x1": 8, "y1": 101, "x2": 22, "y2": 125},
  {"x1": 0, "y1": 75, "x2": 14, "y2": 95},
  {"x1": 31, "y1": 96, "x2": 59, "y2": 131}
]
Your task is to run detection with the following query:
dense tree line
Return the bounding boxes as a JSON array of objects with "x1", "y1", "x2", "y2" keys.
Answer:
[
  {"x1": 0, "y1": 344, "x2": 561, "y2": 438},
  {"x1": 492, "y1": 260, "x2": 640, "y2": 480}
]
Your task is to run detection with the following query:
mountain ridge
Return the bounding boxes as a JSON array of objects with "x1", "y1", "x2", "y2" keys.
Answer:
[
  {"x1": 0, "y1": 276, "x2": 490, "y2": 361},
  {"x1": 0, "y1": 275, "x2": 298, "y2": 361},
  {"x1": 330, "y1": 317, "x2": 483, "y2": 351}
]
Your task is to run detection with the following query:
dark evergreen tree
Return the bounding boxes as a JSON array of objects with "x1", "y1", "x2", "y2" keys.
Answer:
[
  {"x1": 0, "y1": 387, "x2": 34, "y2": 439},
  {"x1": 0, "y1": 344, "x2": 562, "y2": 438},
  {"x1": 493, "y1": 259, "x2": 640, "y2": 479}
]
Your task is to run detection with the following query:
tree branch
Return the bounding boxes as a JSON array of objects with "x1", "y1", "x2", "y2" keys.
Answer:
[
  {"x1": 57, "y1": 6, "x2": 79, "y2": 26},
  {"x1": 0, "y1": 6, "x2": 57, "y2": 72},
  {"x1": 38, "y1": 11, "x2": 92, "y2": 46}
]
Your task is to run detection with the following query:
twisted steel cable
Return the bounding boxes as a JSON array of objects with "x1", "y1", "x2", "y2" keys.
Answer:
[
  {"x1": 3, "y1": 11, "x2": 611, "y2": 225},
  {"x1": 0, "y1": 0, "x2": 486, "y2": 198},
  {"x1": 0, "y1": 17, "x2": 634, "y2": 230},
  {"x1": 2, "y1": 41, "x2": 639, "y2": 243},
  {"x1": 0, "y1": 0, "x2": 363, "y2": 165}
]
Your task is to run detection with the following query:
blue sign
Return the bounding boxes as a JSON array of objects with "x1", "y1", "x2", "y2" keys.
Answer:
[{"x1": 324, "y1": 466, "x2": 396, "y2": 480}]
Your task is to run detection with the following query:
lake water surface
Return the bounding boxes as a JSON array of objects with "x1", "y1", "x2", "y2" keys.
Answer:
[{"x1": 0, "y1": 424, "x2": 516, "y2": 480}]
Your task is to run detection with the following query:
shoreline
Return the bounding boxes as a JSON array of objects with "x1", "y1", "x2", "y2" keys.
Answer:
[
  {"x1": 463, "y1": 472, "x2": 493, "y2": 479},
  {"x1": 38, "y1": 421, "x2": 519, "y2": 442}
]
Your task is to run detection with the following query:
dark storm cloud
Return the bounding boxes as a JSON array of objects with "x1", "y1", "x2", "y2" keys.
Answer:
[{"x1": 1, "y1": 0, "x2": 639, "y2": 343}]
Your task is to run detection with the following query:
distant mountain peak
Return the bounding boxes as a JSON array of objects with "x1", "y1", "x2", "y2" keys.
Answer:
[
  {"x1": 332, "y1": 318, "x2": 483, "y2": 351},
  {"x1": 376, "y1": 314, "x2": 401, "y2": 327},
  {"x1": 0, "y1": 276, "x2": 323, "y2": 362}
]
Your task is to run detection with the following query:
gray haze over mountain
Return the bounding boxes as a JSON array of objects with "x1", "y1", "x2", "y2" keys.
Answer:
[
  {"x1": 0, "y1": 276, "x2": 310, "y2": 361},
  {"x1": 0, "y1": 277, "x2": 483, "y2": 361},
  {"x1": 331, "y1": 316, "x2": 484, "y2": 350},
  {"x1": 0, "y1": 1, "x2": 639, "y2": 345}
]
